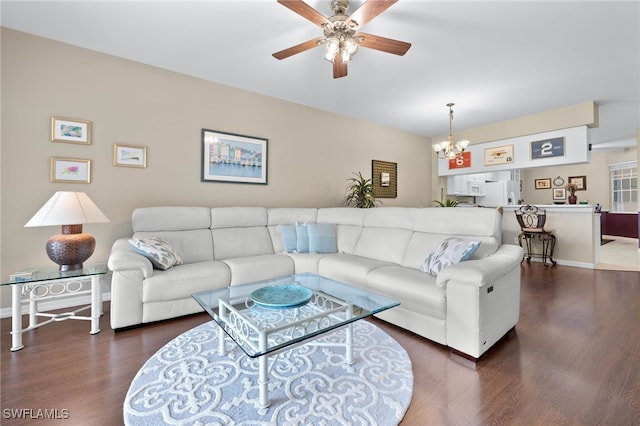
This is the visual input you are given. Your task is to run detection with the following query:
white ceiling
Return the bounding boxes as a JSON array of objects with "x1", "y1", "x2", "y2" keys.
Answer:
[{"x1": 2, "y1": 0, "x2": 639, "y2": 149}]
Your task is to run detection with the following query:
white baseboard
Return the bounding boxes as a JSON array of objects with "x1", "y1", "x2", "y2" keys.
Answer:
[
  {"x1": 527, "y1": 257, "x2": 596, "y2": 269},
  {"x1": 0, "y1": 293, "x2": 111, "y2": 319}
]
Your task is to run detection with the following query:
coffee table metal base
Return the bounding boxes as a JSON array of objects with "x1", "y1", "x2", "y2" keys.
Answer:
[
  {"x1": 217, "y1": 322, "x2": 354, "y2": 408},
  {"x1": 216, "y1": 292, "x2": 355, "y2": 408}
]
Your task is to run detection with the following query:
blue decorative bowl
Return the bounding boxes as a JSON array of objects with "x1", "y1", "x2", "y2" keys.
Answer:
[{"x1": 250, "y1": 284, "x2": 313, "y2": 309}]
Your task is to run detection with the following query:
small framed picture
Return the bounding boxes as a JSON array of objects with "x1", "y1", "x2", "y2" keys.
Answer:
[
  {"x1": 535, "y1": 178, "x2": 551, "y2": 189},
  {"x1": 51, "y1": 157, "x2": 91, "y2": 183},
  {"x1": 114, "y1": 144, "x2": 147, "y2": 168},
  {"x1": 51, "y1": 116, "x2": 92, "y2": 144},
  {"x1": 371, "y1": 159, "x2": 397, "y2": 198},
  {"x1": 553, "y1": 187, "x2": 566, "y2": 200},
  {"x1": 568, "y1": 175, "x2": 587, "y2": 191}
]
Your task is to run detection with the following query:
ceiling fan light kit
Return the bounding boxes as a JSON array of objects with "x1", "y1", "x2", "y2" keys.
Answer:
[{"x1": 273, "y1": 0, "x2": 411, "y2": 78}]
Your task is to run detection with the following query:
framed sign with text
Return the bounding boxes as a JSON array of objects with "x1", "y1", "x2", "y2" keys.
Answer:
[
  {"x1": 530, "y1": 137, "x2": 565, "y2": 159},
  {"x1": 484, "y1": 145, "x2": 514, "y2": 166},
  {"x1": 448, "y1": 151, "x2": 471, "y2": 169}
]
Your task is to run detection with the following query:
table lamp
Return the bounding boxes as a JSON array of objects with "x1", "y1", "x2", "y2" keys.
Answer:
[{"x1": 25, "y1": 191, "x2": 110, "y2": 271}]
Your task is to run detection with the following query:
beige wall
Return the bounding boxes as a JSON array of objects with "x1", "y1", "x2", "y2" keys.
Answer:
[
  {"x1": 0, "y1": 29, "x2": 432, "y2": 305},
  {"x1": 521, "y1": 147, "x2": 638, "y2": 207}
]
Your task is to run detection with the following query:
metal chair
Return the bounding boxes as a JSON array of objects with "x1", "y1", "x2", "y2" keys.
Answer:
[{"x1": 515, "y1": 205, "x2": 556, "y2": 267}]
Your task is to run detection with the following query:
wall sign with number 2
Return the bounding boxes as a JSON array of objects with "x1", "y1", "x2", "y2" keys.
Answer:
[{"x1": 530, "y1": 137, "x2": 565, "y2": 159}]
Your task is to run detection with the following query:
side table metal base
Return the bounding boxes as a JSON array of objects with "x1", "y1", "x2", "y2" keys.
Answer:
[{"x1": 10, "y1": 275, "x2": 103, "y2": 351}]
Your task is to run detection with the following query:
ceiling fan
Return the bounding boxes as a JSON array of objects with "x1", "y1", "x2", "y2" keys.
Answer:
[{"x1": 272, "y1": 0, "x2": 411, "y2": 78}]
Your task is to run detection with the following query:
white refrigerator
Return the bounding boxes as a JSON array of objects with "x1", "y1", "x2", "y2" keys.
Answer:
[{"x1": 480, "y1": 181, "x2": 520, "y2": 207}]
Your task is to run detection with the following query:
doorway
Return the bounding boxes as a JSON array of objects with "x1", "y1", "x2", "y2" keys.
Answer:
[{"x1": 598, "y1": 235, "x2": 640, "y2": 271}]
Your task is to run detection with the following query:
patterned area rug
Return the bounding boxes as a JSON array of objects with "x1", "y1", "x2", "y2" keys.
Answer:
[{"x1": 124, "y1": 320, "x2": 413, "y2": 425}]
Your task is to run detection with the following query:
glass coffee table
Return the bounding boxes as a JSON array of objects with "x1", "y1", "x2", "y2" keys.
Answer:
[{"x1": 192, "y1": 272, "x2": 399, "y2": 408}]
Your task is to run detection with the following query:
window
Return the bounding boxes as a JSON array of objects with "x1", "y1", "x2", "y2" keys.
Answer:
[{"x1": 610, "y1": 161, "x2": 637, "y2": 212}]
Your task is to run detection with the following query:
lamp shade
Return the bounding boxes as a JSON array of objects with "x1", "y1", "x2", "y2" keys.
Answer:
[{"x1": 25, "y1": 191, "x2": 109, "y2": 227}]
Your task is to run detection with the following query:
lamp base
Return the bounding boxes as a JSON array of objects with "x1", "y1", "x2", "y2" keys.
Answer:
[{"x1": 46, "y1": 224, "x2": 95, "y2": 271}]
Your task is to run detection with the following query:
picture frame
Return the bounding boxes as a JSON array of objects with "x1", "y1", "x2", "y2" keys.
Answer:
[
  {"x1": 51, "y1": 116, "x2": 92, "y2": 144},
  {"x1": 201, "y1": 129, "x2": 267, "y2": 184},
  {"x1": 372, "y1": 160, "x2": 397, "y2": 198},
  {"x1": 535, "y1": 178, "x2": 552, "y2": 189},
  {"x1": 568, "y1": 175, "x2": 587, "y2": 191},
  {"x1": 530, "y1": 137, "x2": 565, "y2": 159},
  {"x1": 51, "y1": 157, "x2": 91, "y2": 183},
  {"x1": 484, "y1": 144, "x2": 514, "y2": 166},
  {"x1": 114, "y1": 144, "x2": 147, "y2": 168},
  {"x1": 553, "y1": 188, "x2": 566, "y2": 201}
]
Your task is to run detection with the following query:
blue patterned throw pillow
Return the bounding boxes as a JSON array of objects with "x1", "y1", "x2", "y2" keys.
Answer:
[
  {"x1": 421, "y1": 237, "x2": 480, "y2": 276},
  {"x1": 128, "y1": 236, "x2": 183, "y2": 270},
  {"x1": 296, "y1": 223, "x2": 309, "y2": 253},
  {"x1": 279, "y1": 224, "x2": 298, "y2": 253},
  {"x1": 307, "y1": 223, "x2": 337, "y2": 253}
]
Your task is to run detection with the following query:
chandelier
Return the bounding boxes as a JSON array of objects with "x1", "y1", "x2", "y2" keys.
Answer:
[
  {"x1": 322, "y1": 0, "x2": 363, "y2": 64},
  {"x1": 432, "y1": 103, "x2": 470, "y2": 160}
]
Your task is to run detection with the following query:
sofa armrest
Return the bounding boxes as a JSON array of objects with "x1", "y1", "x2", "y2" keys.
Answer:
[
  {"x1": 107, "y1": 238, "x2": 154, "y2": 278},
  {"x1": 439, "y1": 244, "x2": 523, "y2": 358},
  {"x1": 436, "y1": 244, "x2": 523, "y2": 288}
]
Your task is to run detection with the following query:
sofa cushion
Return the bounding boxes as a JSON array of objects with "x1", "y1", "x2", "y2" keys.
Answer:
[
  {"x1": 222, "y1": 254, "x2": 294, "y2": 285},
  {"x1": 142, "y1": 260, "x2": 230, "y2": 303},
  {"x1": 421, "y1": 237, "x2": 481, "y2": 276},
  {"x1": 132, "y1": 207, "x2": 211, "y2": 232},
  {"x1": 128, "y1": 236, "x2": 183, "y2": 270},
  {"x1": 267, "y1": 208, "x2": 318, "y2": 225},
  {"x1": 133, "y1": 230, "x2": 214, "y2": 264},
  {"x1": 284, "y1": 253, "x2": 327, "y2": 274},
  {"x1": 318, "y1": 253, "x2": 392, "y2": 289},
  {"x1": 366, "y1": 266, "x2": 445, "y2": 320},
  {"x1": 307, "y1": 223, "x2": 337, "y2": 253},
  {"x1": 212, "y1": 227, "x2": 274, "y2": 260},
  {"x1": 211, "y1": 207, "x2": 268, "y2": 229},
  {"x1": 317, "y1": 207, "x2": 366, "y2": 227},
  {"x1": 353, "y1": 227, "x2": 412, "y2": 265},
  {"x1": 402, "y1": 232, "x2": 446, "y2": 269},
  {"x1": 363, "y1": 207, "x2": 416, "y2": 229}
]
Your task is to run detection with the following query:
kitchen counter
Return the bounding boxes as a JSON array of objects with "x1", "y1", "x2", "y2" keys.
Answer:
[{"x1": 501, "y1": 204, "x2": 600, "y2": 268}]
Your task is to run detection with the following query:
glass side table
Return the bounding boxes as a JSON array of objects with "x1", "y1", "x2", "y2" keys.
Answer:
[{"x1": 1, "y1": 262, "x2": 108, "y2": 351}]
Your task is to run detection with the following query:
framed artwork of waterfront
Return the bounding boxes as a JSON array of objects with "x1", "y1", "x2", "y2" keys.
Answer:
[{"x1": 201, "y1": 129, "x2": 267, "y2": 184}]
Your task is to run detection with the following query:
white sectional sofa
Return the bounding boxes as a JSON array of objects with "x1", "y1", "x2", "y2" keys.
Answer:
[{"x1": 107, "y1": 206, "x2": 523, "y2": 359}]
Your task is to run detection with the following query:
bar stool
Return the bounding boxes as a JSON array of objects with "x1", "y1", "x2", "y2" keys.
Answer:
[{"x1": 515, "y1": 205, "x2": 557, "y2": 267}]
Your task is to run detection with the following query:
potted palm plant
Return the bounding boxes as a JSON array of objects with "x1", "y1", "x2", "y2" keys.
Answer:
[
  {"x1": 433, "y1": 198, "x2": 459, "y2": 207},
  {"x1": 344, "y1": 172, "x2": 379, "y2": 208}
]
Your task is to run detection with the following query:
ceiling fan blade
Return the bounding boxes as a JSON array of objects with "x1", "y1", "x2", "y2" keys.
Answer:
[
  {"x1": 273, "y1": 37, "x2": 324, "y2": 60},
  {"x1": 277, "y1": 0, "x2": 330, "y2": 27},
  {"x1": 347, "y1": 0, "x2": 398, "y2": 28},
  {"x1": 359, "y1": 33, "x2": 411, "y2": 56},
  {"x1": 333, "y1": 60, "x2": 348, "y2": 78}
]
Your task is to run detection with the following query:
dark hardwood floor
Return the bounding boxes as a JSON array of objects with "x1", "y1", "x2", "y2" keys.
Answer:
[{"x1": 1, "y1": 263, "x2": 639, "y2": 425}]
